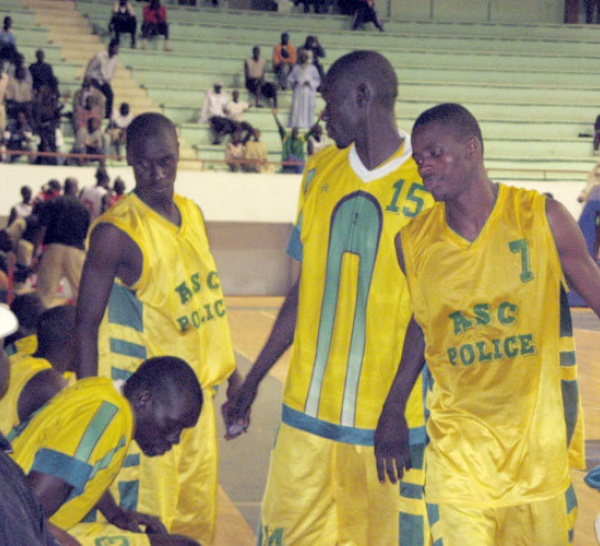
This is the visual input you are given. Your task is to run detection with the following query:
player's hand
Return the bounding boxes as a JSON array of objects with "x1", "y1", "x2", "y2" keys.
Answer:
[
  {"x1": 108, "y1": 508, "x2": 168, "y2": 534},
  {"x1": 374, "y1": 407, "x2": 412, "y2": 484},
  {"x1": 221, "y1": 378, "x2": 258, "y2": 440}
]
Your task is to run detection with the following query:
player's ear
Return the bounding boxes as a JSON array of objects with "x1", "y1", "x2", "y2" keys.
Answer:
[
  {"x1": 133, "y1": 388, "x2": 152, "y2": 411},
  {"x1": 355, "y1": 82, "x2": 371, "y2": 109}
]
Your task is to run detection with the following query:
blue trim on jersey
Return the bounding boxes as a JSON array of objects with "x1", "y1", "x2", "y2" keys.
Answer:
[
  {"x1": 286, "y1": 223, "x2": 303, "y2": 262},
  {"x1": 560, "y1": 351, "x2": 576, "y2": 367},
  {"x1": 282, "y1": 405, "x2": 427, "y2": 446},
  {"x1": 401, "y1": 482, "x2": 423, "y2": 500},
  {"x1": 31, "y1": 448, "x2": 92, "y2": 494},
  {"x1": 111, "y1": 367, "x2": 134, "y2": 381},
  {"x1": 119, "y1": 480, "x2": 140, "y2": 512},
  {"x1": 399, "y1": 512, "x2": 425, "y2": 546},
  {"x1": 107, "y1": 284, "x2": 143, "y2": 332},
  {"x1": 565, "y1": 483, "x2": 577, "y2": 513},
  {"x1": 123, "y1": 453, "x2": 140, "y2": 467},
  {"x1": 109, "y1": 338, "x2": 147, "y2": 360}
]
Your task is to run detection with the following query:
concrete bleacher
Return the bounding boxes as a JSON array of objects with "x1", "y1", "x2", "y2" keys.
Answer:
[{"x1": 4, "y1": 0, "x2": 600, "y2": 179}]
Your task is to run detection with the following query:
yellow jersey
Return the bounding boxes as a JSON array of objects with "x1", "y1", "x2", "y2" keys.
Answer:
[
  {"x1": 0, "y1": 353, "x2": 51, "y2": 436},
  {"x1": 401, "y1": 184, "x2": 583, "y2": 506},
  {"x1": 284, "y1": 136, "x2": 434, "y2": 444},
  {"x1": 10, "y1": 377, "x2": 133, "y2": 530},
  {"x1": 94, "y1": 193, "x2": 235, "y2": 388}
]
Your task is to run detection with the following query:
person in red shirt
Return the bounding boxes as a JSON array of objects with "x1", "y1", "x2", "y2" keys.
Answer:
[{"x1": 141, "y1": 0, "x2": 170, "y2": 52}]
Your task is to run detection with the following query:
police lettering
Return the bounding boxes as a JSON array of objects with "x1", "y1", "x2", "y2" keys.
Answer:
[
  {"x1": 447, "y1": 334, "x2": 536, "y2": 366},
  {"x1": 449, "y1": 301, "x2": 517, "y2": 335},
  {"x1": 177, "y1": 299, "x2": 226, "y2": 332}
]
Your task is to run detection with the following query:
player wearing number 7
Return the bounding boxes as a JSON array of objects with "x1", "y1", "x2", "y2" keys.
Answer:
[
  {"x1": 223, "y1": 50, "x2": 434, "y2": 545},
  {"x1": 375, "y1": 103, "x2": 600, "y2": 546}
]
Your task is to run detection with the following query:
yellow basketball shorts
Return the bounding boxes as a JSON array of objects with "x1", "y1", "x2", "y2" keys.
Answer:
[
  {"x1": 67, "y1": 522, "x2": 151, "y2": 546},
  {"x1": 426, "y1": 483, "x2": 577, "y2": 546},
  {"x1": 258, "y1": 422, "x2": 429, "y2": 546}
]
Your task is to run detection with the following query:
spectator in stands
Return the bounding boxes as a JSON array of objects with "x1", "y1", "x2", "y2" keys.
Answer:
[
  {"x1": 243, "y1": 128, "x2": 270, "y2": 173},
  {"x1": 288, "y1": 49, "x2": 320, "y2": 130},
  {"x1": 225, "y1": 89, "x2": 254, "y2": 142},
  {"x1": 72, "y1": 78, "x2": 104, "y2": 132},
  {"x1": 108, "y1": 177, "x2": 126, "y2": 208},
  {"x1": 110, "y1": 0, "x2": 137, "y2": 49},
  {"x1": 36, "y1": 177, "x2": 90, "y2": 308},
  {"x1": 579, "y1": 161, "x2": 600, "y2": 204},
  {"x1": 4, "y1": 112, "x2": 34, "y2": 164},
  {"x1": 106, "y1": 101, "x2": 132, "y2": 157},
  {"x1": 273, "y1": 107, "x2": 306, "y2": 174},
  {"x1": 80, "y1": 166, "x2": 110, "y2": 222},
  {"x1": 29, "y1": 50, "x2": 56, "y2": 94},
  {"x1": 5, "y1": 63, "x2": 33, "y2": 123},
  {"x1": 352, "y1": 0, "x2": 384, "y2": 31},
  {"x1": 273, "y1": 32, "x2": 297, "y2": 91},
  {"x1": 7, "y1": 185, "x2": 33, "y2": 227},
  {"x1": 72, "y1": 117, "x2": 107, "y2": 166},
  {"x1": 307, "y1": 121, "x2": 326, "y2": 155},
  {"x1": 0, "y1": 16, "x2": 17, "y2": 64},
  {"x1": 225, "y1": 130, "x2": 245, "y2": 172},
  {"x1": 593, "y1": 113, "x2": 600, "y2": 156},
  {"x1": 198, "y1": 80, "x2": 232, "y2": 145},
  {"x1": 32, "y1": 179, "x2": 61, "y2": 212},
  {"x1": 586, "y1": 0, "x2": 600, "y2": 23},
  {"x1": 141, "y1": 0, "x2": 171, "y2": 52},
  {"x1": 245, "y1": 45, "x2": 265, "y2": 107},
  {"x1": 301, "y1": 35, "x2": 326, "y2": 82},
  {"x1": 32, "y1": 82, "x2": 62, "y2": 165},
  {"x1": 84, "y1": 39, "x2": 119, "y2": 120},
  {"x1": 0, "y1": 61, "x2": 8, "y2": 137}
]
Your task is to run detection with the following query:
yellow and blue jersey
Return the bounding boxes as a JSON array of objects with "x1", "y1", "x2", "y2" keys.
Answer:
[
  {"x1": 10, "y1": 377, "x2": 133, "y2": 530},
  {"x1": 401, "y1": 184, "x2": 584, "y2": 506},
  {"x1": 94, "y1": 192, "x2": 235, "y2": 388},
  {"x1": 284, "y1": 135, "x2": 434, "y2": 445}
]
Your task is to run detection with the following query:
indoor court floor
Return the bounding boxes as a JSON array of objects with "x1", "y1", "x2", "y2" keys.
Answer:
[{"x1": 214, "y1": 298, "x2": 600, "y2": 546}]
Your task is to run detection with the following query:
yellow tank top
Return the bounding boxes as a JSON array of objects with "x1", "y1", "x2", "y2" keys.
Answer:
[
  {"x1": 95, "y1": 193, "x2": 235, "y2": 388},
  {"x1": 0, "y1": 354, "x2": 51, "y2": 436},
  {"x1": 284, "y1": 138, "x2": 434, "y2": 444},
  {"x1": 402, "y1": 184, "x2": 583, "y2": 505}
]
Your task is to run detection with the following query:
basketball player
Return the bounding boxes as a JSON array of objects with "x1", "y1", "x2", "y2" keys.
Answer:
[
  {"x1": 224, "y1": 50, "x2": 433, "y2": 545},
  {"x1": 376, "y1": 103, "x2": 600, "y2": 545}
]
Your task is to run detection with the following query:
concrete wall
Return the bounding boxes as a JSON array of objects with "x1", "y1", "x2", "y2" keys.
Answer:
[
  {"x1": 0, "y1": 164, "x2": 586, "y2": 295},
  {"x1": 389, "y1": 0, "x2": 565, "y2": 24}
]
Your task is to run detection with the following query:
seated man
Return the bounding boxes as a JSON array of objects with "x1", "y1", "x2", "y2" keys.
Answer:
[
  {"x1": 110, "y1": 0, "x2": 137, "y2": 49},
  {"x1": 73, "y1": 117, "x2": 107, "y2": 166},
  {"x1": 4, "y1": 112, "x2": 34, "y2": 164},
  {"x1": 106, "y1": 101, "x2": 133, "y2": 158},
  {"x1": 0, "y1": 305, "x2": 70, "y2": 546},
  {"x1": 10, "y1": 355, "x2": 203, "y2": 546},
  {"x1": 0, "y1": 304, "x2": 76, "y2": 436},
  {"x1": 141, "y1": 0, "x2": 170, "y2": 51},
  {"x1": 272, "y1": 32, "x2": 296, "y2": 91},
  {"x1": 197, "y1": 81, "x2": 232, "y2": 145},
  {"x1": 242, "y1": 128, "x2": 271, "y2": 173},
  {"x1": 72, "y1": 79, "x2": 104, "y2": 133}
]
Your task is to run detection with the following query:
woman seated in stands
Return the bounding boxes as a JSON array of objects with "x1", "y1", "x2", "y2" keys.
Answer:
[{"x1": 141, "y1": 0, "x2": 171, "y2": 52}]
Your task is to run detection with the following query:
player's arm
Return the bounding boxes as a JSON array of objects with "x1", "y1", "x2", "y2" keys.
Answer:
[
  {"x1": 96, "y1": 490, "x2": 168, "y2": 534},
  {"x1": 26, "y1": 470, "x2": 72, "y2": 517},
  {"x1": 374, "y1": 234, "x2": 426, "y2": 484},
  {"x1": 547, "y1": 198, "x2": 600, "y2": 317},
  {"x1": 75, "y1": 223, "x2": 142, "y2": 378},
  {"x1": 222, "y1": 279, "x2": 299, "y2": 438},
  {"x1": 47, "y1": 522, "x2": 82, "y2": 546},
  {"x1": 17, "y1": 369, "x2": 67, "y2": 423}
]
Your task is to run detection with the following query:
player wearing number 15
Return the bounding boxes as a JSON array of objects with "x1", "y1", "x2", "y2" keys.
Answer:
[
  {"x1": 375, "y1": 103, "x2": 600, "y2": 545},
  {"x1": 224, "y1": 50, "x2": 433, "y2": 545}
]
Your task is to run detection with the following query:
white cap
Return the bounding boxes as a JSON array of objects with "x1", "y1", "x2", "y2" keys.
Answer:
[{"x1": 0, "y1": 305, "x2": 18, "y2": 339}]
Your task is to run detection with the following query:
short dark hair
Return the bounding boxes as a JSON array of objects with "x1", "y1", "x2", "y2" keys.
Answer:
[
  {"x1": 124, "y1": 356, "x2": 203, "y2": 409},
  {"x1": 36, "y1": 305, "x2": 75, "y2": 355},
  {"x1": 10, "y1": 293, "x2": 45, "y2": 332},
  {"x1": 413, "y1": 103, "x2": 484, "y2": 150},
  {"x1": 126, "y1": 113, "x2": 177, "y2": 154}
]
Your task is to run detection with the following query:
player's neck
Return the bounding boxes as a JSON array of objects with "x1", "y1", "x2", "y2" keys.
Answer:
[
  {"x1": 355, "y1": 126, "x2": 403, "y2": 171},
  {"x1": 446, "y1": 179, "x2": 498, "y2": 242}
]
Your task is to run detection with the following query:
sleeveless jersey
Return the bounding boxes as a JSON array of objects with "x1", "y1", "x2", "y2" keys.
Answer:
[
  {"x1": 401, "y1": 184, "x2": 584, "y2": 506},
  {"x1": 94, "y1": 193, "x2": 235, "y2": 388},
  {"x1": 5, "y1": 334, "x2": 38, "y2": 358},
  {"x1": 0, "y1": 354, "x2": 51, "y2": 436},
  {"x1": 10, "y1": 377, "x2": 133, "y2": 530},
  {"x1": 284, "y1": 135, "x2": 434, "y2": 445}
]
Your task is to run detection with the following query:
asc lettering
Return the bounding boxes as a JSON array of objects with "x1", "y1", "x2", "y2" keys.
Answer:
[
  {"x1": 175, "y1": 271, "x2": 221, "y2": 305},
  {"x1": 449, "y1": 302, "x2": 518, "y2": 335},
  {"x1": 177, "y1": 299, "x2": 226, "y2": 332},
  {"x1": 448, "y1": 333, "x2": 536, "y2": 366}
]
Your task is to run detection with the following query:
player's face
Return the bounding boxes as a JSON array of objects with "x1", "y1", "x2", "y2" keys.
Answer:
[
  {"x1": 411, "y1": 121, "x2": 471, "y2": 203},
  {"x1": 134, "y1": 391, "x2": 200, "y2": 457},
  {"x1": 320, "y1": 75, "x2": 358, "y2": 149},
  {"x1": 128, "y1": 129, "x2": 179, "y2": 199}
]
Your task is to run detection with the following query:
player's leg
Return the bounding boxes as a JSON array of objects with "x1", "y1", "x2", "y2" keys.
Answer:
[
  {"x1": 427, "y1": 503, "x2": 496, "y2": 546},
  {"x1": 171, "y1": 389, "x2": 218, "y2": 544},
  {"x1": 498, "y1": 484, "x2": 576, "y2": 545},
  {"x1": 36, "y1": 243, "x2": 64, "y2": 307},
  {"x1": 258, "y1": 423, "x2": 337, "y2": 546},
  {"x1": 62, "y1": 247, "x2": 86, "y2": 302}
]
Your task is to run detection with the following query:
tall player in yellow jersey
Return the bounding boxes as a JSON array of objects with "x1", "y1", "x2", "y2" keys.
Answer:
[
  {"x1": 376, "y1": 103, "x2": 600, "y2": 545},
  {"x1": 225, "y1": 51, "x2": 433, "y2": 545},
  {"x1": 76, "y1": 113, "x2": 239, "y2": 544}
]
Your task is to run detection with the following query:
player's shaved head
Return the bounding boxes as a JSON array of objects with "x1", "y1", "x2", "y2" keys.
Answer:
[
  {"x1": 413, "y1": 103, "x2": 484, "y2": 152},
  {"x1": 324, "y1": 50, "x2": 398, "y2": 109},
  {"x1": 126, "y1": 113, "x2": 178, "y2": 155}
]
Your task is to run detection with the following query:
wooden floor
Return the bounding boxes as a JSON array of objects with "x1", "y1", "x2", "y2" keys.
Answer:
[{"x1": 214, "y1": 298, "x2": 600, "y2": 546}]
